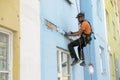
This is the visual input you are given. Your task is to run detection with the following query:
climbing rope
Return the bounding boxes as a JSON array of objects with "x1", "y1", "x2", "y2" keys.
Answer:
[
  {"x1": 75, "y1": 0, "x2": 80, "y2": 13},
  {"x1": 85, "y1": 42, "x2": 92, "y2": 65},
  {"x1": 88, "y1": 44, "x2": 91, "y2": 63}
]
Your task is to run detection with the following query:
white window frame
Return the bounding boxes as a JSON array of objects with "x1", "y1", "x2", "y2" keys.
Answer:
[
  {"x1": 57, "y1": 48, "x2": 72, "y2": 80},
  {"x1": 0, "y1": 27, "x2": 13, "y2": 80},
  {"x1": 99, "y1": 46, "x2": 105, "y2": 74}
]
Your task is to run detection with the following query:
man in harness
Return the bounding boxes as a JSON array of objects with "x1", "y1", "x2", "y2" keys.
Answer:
[{"x1": 65, "y1": 12, "x2": 92, "y2": 66}]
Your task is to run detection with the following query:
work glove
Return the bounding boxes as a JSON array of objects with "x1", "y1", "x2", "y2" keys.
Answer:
[
  {"x1": 64, "y1": 31, "x2": 73, "y2": 36},
  {"x1": 64, "y1": 32, "x2": 73, "y2": 42}
]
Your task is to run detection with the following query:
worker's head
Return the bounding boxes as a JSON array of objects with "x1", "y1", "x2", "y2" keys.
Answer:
[{"x1": 76, "y1": 12, "x2": 85, "y2": 23}]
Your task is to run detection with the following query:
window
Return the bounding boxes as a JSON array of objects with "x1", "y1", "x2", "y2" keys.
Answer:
[
  {"x1": 99, "y1": 46, "x2": 105, "y2": 74},
  {"x1": 0, "y1": 27, "x2": 13, "y2": 80},
  {"x1": 57, "y1": 48, "x2": 72, "y2": 80}
]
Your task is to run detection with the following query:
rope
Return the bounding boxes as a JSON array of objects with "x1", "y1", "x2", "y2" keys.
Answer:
[
  {"x1": 85, "y1": 43, "x2": 91, "y2": 64},
  {"x1": 75, "y1": 0, "x2": 79, "y2": 13},
  {"x1": 83, "y1": 37, "x2": 92, "y2": 63},
  {"x1": 88, "y1": 44, "x2": 91, "y2": 63},
  {"x1": 85, "y1": 44, "x2": 90, "y2": 63}
]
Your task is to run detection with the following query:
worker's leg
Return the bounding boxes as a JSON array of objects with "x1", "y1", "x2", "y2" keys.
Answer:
[
  {"x1": 68, "y1": 39, "x2": 79, "y2": 59},
  {"x1": 81, "y1": 47, "x2": 85, "y2": 60},
  {"x1": 68, "y1": 39, "x2": 79, "y2": 65},
  {"x1": 78, "y1": 37, "x2": 84, "y2": 60},
  {"x1": 80, "y1": 43, "x2": 86, "y2": 66},
  {"x1": 78, "y1": 45, "x2": 85, "y2": 62},
  {"x1": 76, "y1": 37, "x2": 86, "y2": 66},
  {"x1": 78, "y1": 46, "x2": 84, "y2": 60},
  {"x1": 78, "y1": 46, "x2": 81, "y2": 59}
]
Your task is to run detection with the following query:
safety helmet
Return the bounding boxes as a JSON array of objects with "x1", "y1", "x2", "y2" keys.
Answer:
[{"x1": 76, "y1": 12, "x2": 85, "y2": 18}]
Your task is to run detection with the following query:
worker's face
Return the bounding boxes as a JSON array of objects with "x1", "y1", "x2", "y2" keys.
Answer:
[{"x1": 78, "y1": 16, "x2": 84, "y2": 23}]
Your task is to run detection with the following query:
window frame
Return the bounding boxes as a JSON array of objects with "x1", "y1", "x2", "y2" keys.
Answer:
[
  {"x1": 99, "y1": 46, "x2": 105, "y2": 74},
  {"x1": 57, "y1": 48, "x2": 72, "y2": 80},
  {"x1": 0, "y1": 27, "x2": 13, "y2": 80}
]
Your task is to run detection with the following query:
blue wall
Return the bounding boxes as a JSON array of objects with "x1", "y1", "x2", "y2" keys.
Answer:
[
  {"x1": 81, "y1": 0, "x2": 109, "y2": 80},
  {"x1": 40, "y1": 0, "x2": 110, "y2": 80},
  {"x1": 80, "y1": 0, "x2": 97, "y2": 80},
  {"x1": 92, "y1": 0, "x2": 110, "y2": 80},
  {"x1": 40, "y1": 0, "x2": 85, "y2": 80}
]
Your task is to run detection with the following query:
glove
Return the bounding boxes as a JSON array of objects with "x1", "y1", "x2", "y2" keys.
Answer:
[
  {"x1": 64, "y1": 32, "x2": 68, "y2": 36},
  {"x1": 64, "y1": 31, "x2": 73, "y2": 36}
]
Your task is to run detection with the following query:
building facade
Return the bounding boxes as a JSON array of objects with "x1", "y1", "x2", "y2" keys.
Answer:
[
  {"x1": 105, "y1": 0, "x2": 120, "y2": 80},
  {"x1": 117, "y1": 0, "x2": 120, "y2": 26},
  {"x1": 117, "y1": 0, "x2": 120, "y2": 80},
  {"x1": 40, "y1": 0, "x2": 86, "y2": 80},
  {"x1": 81, "y1": 0, "x2": 110, "y2": 80},
  {"x1": 0, "y1": 0, "x2": 20, "y2": 80},
  {"x1": 116, "y1": 0, "x2": 120, "y2": 79},
  {"x1": 41, "y1": 0, "x2": 120, "y2": 80},
  {"x1": 20, "y1": 0, "x2": 41, "y2": 80}
]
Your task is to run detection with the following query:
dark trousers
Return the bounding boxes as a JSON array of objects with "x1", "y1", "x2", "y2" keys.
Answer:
[{"x1": 68, "y1": 37, "x2": 85, "y2": 60}]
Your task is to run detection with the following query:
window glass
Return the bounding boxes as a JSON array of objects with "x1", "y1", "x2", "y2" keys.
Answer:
[
  {"x1": 0, "y1": 73, "x2": 8, "y2": 80},
  {"x1": 57, "y1": 49, "x2": 71, "y2": 80},
  {"x1": 0, "y1": 32, "x2": 9, "y2": 71},
  {"x1": 0, "y1": 32, "x2": 10, "y2": 80}
]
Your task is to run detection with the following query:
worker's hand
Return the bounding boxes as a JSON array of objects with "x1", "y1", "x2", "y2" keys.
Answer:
[
  {"x1": 64, "y1": 32, "x2": 68, "y2": 36},
  {"x1": 64, "y1": 32, "x2": 73, "y2": 36},
  {"x1": 67, "y1": 32, "x2": 73, "y2": 36}
]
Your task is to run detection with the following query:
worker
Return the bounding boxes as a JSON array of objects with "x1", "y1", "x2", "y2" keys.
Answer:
[{"x1": 65, "y1": 12, "x2": 92, "y2": 66}]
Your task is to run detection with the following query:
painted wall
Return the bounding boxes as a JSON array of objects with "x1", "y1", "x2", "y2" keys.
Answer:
[
  {"x1": 92, "y1": 0, "x2": 110, "y2": 80},
  {"x1": 81, "y1": 0, "x2": 109, "y2": 80},
  {"x1": 117, "y1": 0, "x2": 120, "y2": 79},
  {"x1": 117, "y1": 0, "x2": 120, "y2": 24},
  {"x1": 0, "y1": 0, "x2": 20, "y2": 80},
  {"x1": 80, "y1": 0, "x2": 96, "y2": 80},
  {"x1": 105, "y1": 0, "x2": 120, "y2": 80},
  {"x1": 40, "y1": 0, "x2": 85, "y2": 80},
  {"x1": 0, "y1": 0, "x2": 19, "y2": 31},
  {"x1": 20, "y1": 0, "x2": 41, "y2": 80}
]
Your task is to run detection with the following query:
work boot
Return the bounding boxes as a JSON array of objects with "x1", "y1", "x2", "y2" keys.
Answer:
[
  {"x1": 80, "y1": 60, "x2": 86, "y2": 66},
  {"x1": 71, "y1": 58, "x2": 79, "y2": 66}
]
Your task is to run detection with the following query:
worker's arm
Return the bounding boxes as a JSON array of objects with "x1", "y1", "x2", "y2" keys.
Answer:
[
  {"x1": 71, "y1": 22, "x2": 87, "y2": 36},
  {"x1": 66, "y1": 22, "x2": 86, "y2": 36},
  {"x1": 68, "y1": 30, "x2": 83, "y2": 36}
]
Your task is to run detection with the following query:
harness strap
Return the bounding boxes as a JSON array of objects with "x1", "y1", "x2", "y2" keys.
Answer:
[{"x1": 81, "y1": 33, "x2": 92, "y2": 45}]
